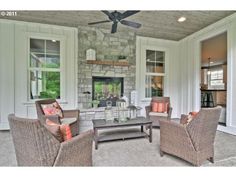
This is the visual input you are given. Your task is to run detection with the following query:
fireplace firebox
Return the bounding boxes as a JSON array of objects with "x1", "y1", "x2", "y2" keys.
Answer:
[{"x1": 92, "y1": 77, "x2": 124, "y2": 107}]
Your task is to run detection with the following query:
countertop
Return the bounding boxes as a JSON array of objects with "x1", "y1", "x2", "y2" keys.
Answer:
[{"x1": 201, "y1": 89, "x2": 227, "y2": 91}]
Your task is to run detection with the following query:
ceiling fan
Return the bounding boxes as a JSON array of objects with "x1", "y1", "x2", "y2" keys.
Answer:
[{"x1": 88, "y1": 10, "x2": 141, "y2": 33}]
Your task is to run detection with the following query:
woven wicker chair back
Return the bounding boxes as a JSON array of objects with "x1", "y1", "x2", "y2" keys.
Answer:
[
  {"x1": 8, "y1": 114, "x2": 60, "y2": 166},
  {"x1": 187, "y1": 106, "x2": 222, "y2": 151}
]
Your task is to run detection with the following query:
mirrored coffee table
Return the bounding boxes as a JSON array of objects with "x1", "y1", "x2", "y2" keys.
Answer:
[{"x1": 92, "y1": 117, "x2": 152, "y2": 149}]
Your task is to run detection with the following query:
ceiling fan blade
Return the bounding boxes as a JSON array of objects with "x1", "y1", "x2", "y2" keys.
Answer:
[
  {"x1": 88, "y1": 20, "x2": 111, "y2": 25},
  {"x1": 111, "y1": 22, "x2": 118, "y2": 33},
  {"x1": 121, "y1": 11, "x2": 140, "y2": 19},
  {"x1": 102, "y1": 10, "x2": 115, "y2": 20},
  {"x1": 120, "y1": 20, "x2": 142, "y2": 28}
]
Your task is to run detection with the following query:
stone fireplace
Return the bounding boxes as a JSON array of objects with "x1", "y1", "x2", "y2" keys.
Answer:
[{"x1": 77, "y1": 26, "x2": 136, "y2": 109}]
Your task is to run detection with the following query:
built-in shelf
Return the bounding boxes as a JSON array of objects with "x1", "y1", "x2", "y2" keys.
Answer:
[{"x1": 86, "y1": 60, "x2": 129, "y2": 66}]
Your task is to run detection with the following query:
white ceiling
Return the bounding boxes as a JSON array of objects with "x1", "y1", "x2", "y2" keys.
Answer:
[{"x1": 0, "y1": 11, "x2": 235, "y2": 41}]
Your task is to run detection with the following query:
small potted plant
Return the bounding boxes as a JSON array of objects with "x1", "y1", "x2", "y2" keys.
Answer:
[{"x1": 92, "y1": 100, "x2": 99, "y2": 108}]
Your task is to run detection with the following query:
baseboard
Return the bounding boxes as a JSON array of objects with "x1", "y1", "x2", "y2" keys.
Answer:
[
  {"x1": 0, "y1": 122, "x2": 10, "y2": 130},
  {"x1": 217, "y1": 125, "x2": 236, "y2": 135}
]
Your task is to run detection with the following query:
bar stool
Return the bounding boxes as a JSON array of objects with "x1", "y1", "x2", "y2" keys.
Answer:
[{"x1": 201, "y1": 91, "x2": 214, "y2": 107}]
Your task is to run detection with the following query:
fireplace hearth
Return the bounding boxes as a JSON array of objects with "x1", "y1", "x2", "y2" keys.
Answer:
[{"x1": 92, "y1": 76, "x2": 124, "y2": 107}]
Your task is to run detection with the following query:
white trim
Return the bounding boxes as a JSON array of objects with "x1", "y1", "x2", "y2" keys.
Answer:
[
  {"x1": 29, "y1": 68, "x2": 61, "y2": 72},
  {"x1": 74, "y1": 28, "x2": 78, "y2": 108},
  {"x1": 226, "y1": 23, "x2": 234, "y2": 127},
  {"x1": 218, "y1": 125, "x2": 236, "y2": 136},
  {"x1": 140, "y1": 98, "x2": 152, "y2": 102},
  {"x1": 194, "y1": 25, "x2": 231, "y2": 126},
  {"x1": 0, "y1": 19, "x2": 78, "y2": 128},
  {"x1": 26, "y1": 33, "x2": 67, "y2": 102},
  {"x1": 137, "y1": 35, "x2": 178, "y2": 44},
  {"x1": 0, "y1": 122, "x2": 10, "y2": 130},
  {"x1": 145, "y1": 73, "x2": 165, "y2": 76},
  {"x1": 140, "y1": 45, "x2": 169, "y2": 99},
  {"x1": 0, "y1": 19, "x2": 77, "y2": 31}
]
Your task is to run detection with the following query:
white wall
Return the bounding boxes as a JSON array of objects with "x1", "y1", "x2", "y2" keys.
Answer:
[
  {"x1": 0, "y1": 19, "x2": 78, "y2": 129},
  {"x1": 136, "y1": 36, "x2": 181, "y2": 118},
  {"x1": 136, "y1": 13, "x2": 236, "y2": 135},
  {"x1": 178, "y1": 13, "x2": 236, "y2": 135},
  {"x1": 0, "y1": 21, "x2": 15, "y2": 129}
]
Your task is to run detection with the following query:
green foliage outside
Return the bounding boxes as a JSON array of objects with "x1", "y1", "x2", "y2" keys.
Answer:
[
  {"x1": 39, "y1": 71, "x2": 60, "y2": 99},
  {"x1": 41, "y1": 60, "x2": 60, "y2": 68}
]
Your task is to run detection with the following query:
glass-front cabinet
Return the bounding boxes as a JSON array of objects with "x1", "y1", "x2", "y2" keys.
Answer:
[{"x1": 145, "y1": 50, "x2": 165, "y2": 98}]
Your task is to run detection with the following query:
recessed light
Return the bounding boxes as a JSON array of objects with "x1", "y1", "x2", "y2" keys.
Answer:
[
  {"x1": 210, "y1": 61, "x2": 214, "y2": 64},
  {"x1": 178, "y1": 16, "x2": 186, "y2": 22},
  {"x1": 52, "y1": 39, "x2": 57, "y2": 42}
]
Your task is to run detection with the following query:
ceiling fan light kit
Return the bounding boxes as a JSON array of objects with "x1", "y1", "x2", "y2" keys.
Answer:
[{"x1": 88, "y1": 10, "x2": 142, "y2": 33}]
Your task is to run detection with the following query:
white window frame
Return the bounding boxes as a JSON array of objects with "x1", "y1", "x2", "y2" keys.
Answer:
[
  {"x1": 208, "y1": 68, "x2": 224, "y2": 88},
  {"x1": 140, "y1": 45, "x2": 169, "y2": 101},
  {"x1": 27, "y1": 34, "x2": 66, "y2": 102}
]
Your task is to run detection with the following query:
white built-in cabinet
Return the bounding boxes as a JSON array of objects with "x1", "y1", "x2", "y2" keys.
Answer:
[{"x1": 0, "y1": 19, "x2": 78, "y2": 129}]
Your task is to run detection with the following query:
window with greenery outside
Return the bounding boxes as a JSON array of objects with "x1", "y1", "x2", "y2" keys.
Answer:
[{"x1": 29, "y1": 38, "x2": 61, "y2": 99}]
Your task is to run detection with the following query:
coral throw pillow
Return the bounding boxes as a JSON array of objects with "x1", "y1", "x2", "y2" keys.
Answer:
[
  {"x1": 152, "y1": 102, "x2": 169, "y2": 113},
  {"x1": 190, "y1": 112, "x2": 198, "y2": 116},
  {"x1": 60, "y1": 124, "x2": 72, "y2": 141},
  {"x1": 41, "y1": 101, "x2": 63, "y2": 118},
  {"x1": 182, "y1": 111, "x2": 199, "y2": 125},
  {"x1": 46, "y1": 119, "x2": 72, "y2": 141},
  {"x1": 45, "y1": 119, "x2": 63, "y2": 142}
]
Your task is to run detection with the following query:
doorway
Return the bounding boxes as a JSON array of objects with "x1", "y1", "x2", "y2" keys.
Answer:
[{"x1": 200, "y1": 32, "x2": 227, "y2": 126}]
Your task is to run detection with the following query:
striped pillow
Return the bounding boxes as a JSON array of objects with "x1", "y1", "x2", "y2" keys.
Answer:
[
  {"x1": 60, "y1": 124, "x2": 72, "y2": 141},
  {"x1": 152, "y1": 102, "x2": 169, "y2": 113},
  {"x1": 45, "y1": 119, "x2": 63, "y2": 142},
  {"x1": 46, "y1": 119, "x2": 72, "y2": 141},
  {"x1": 41, "y1": 101, "x2": 64, "y2": 118}
]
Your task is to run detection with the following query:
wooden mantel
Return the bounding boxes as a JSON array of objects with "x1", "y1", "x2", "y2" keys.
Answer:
[{"x1": 86, "y1": 60, "x2": 129, "y2": 66}]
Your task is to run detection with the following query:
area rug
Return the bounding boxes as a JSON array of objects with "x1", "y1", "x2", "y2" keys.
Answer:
[{"x1": 1, "y1": 128, "x2": 236, "y2": 166}]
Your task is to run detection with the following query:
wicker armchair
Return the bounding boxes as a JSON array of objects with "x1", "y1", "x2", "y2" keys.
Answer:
[
  {"x1": 145, "y1": 97, "x2": 172, "y2": 127},
  {"x1": 8, "y1": 114, "x2": 93, "y2": 166},
  {"x1": 35, "y1": 99, "x2": 79, "y2": 136},
  {"x1": 159, "y1": 106, "x2": 222, "y2": 166}
]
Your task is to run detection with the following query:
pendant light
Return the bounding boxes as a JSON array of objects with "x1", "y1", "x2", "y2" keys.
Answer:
[{"x1": 207, "y1": 57, "x2": 211, "y2": 75}]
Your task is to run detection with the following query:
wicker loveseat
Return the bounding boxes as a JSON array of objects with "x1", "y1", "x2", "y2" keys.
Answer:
[
  {"x1": 8, "y1": 114, "x2": 93, "y2": 166},
  {"x1": 159, "y1": 106, "x2": 222, "y2": 166},
  {"x1": 35, "y1": 99, "x2": 80, "y2": 136}
]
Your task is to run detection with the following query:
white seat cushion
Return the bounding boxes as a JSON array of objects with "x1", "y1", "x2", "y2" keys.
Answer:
[
  {"x1": 61, "y1": 117, "x2": 77, "y2": 125},
  {"x1": 149, "y1": 112, "x2": 168, "y2": 117}
]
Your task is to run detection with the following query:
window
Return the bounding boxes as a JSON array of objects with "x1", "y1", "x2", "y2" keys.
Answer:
[
  {"x1": 145, "y1": 50, "x2": 165, "y2": 98},
  {"x1": 209, "y1": 69, "x2": 224, "y2": 89},
  {"x1": 29, "y1": 38, "x2": 61, "y2": 99}
]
